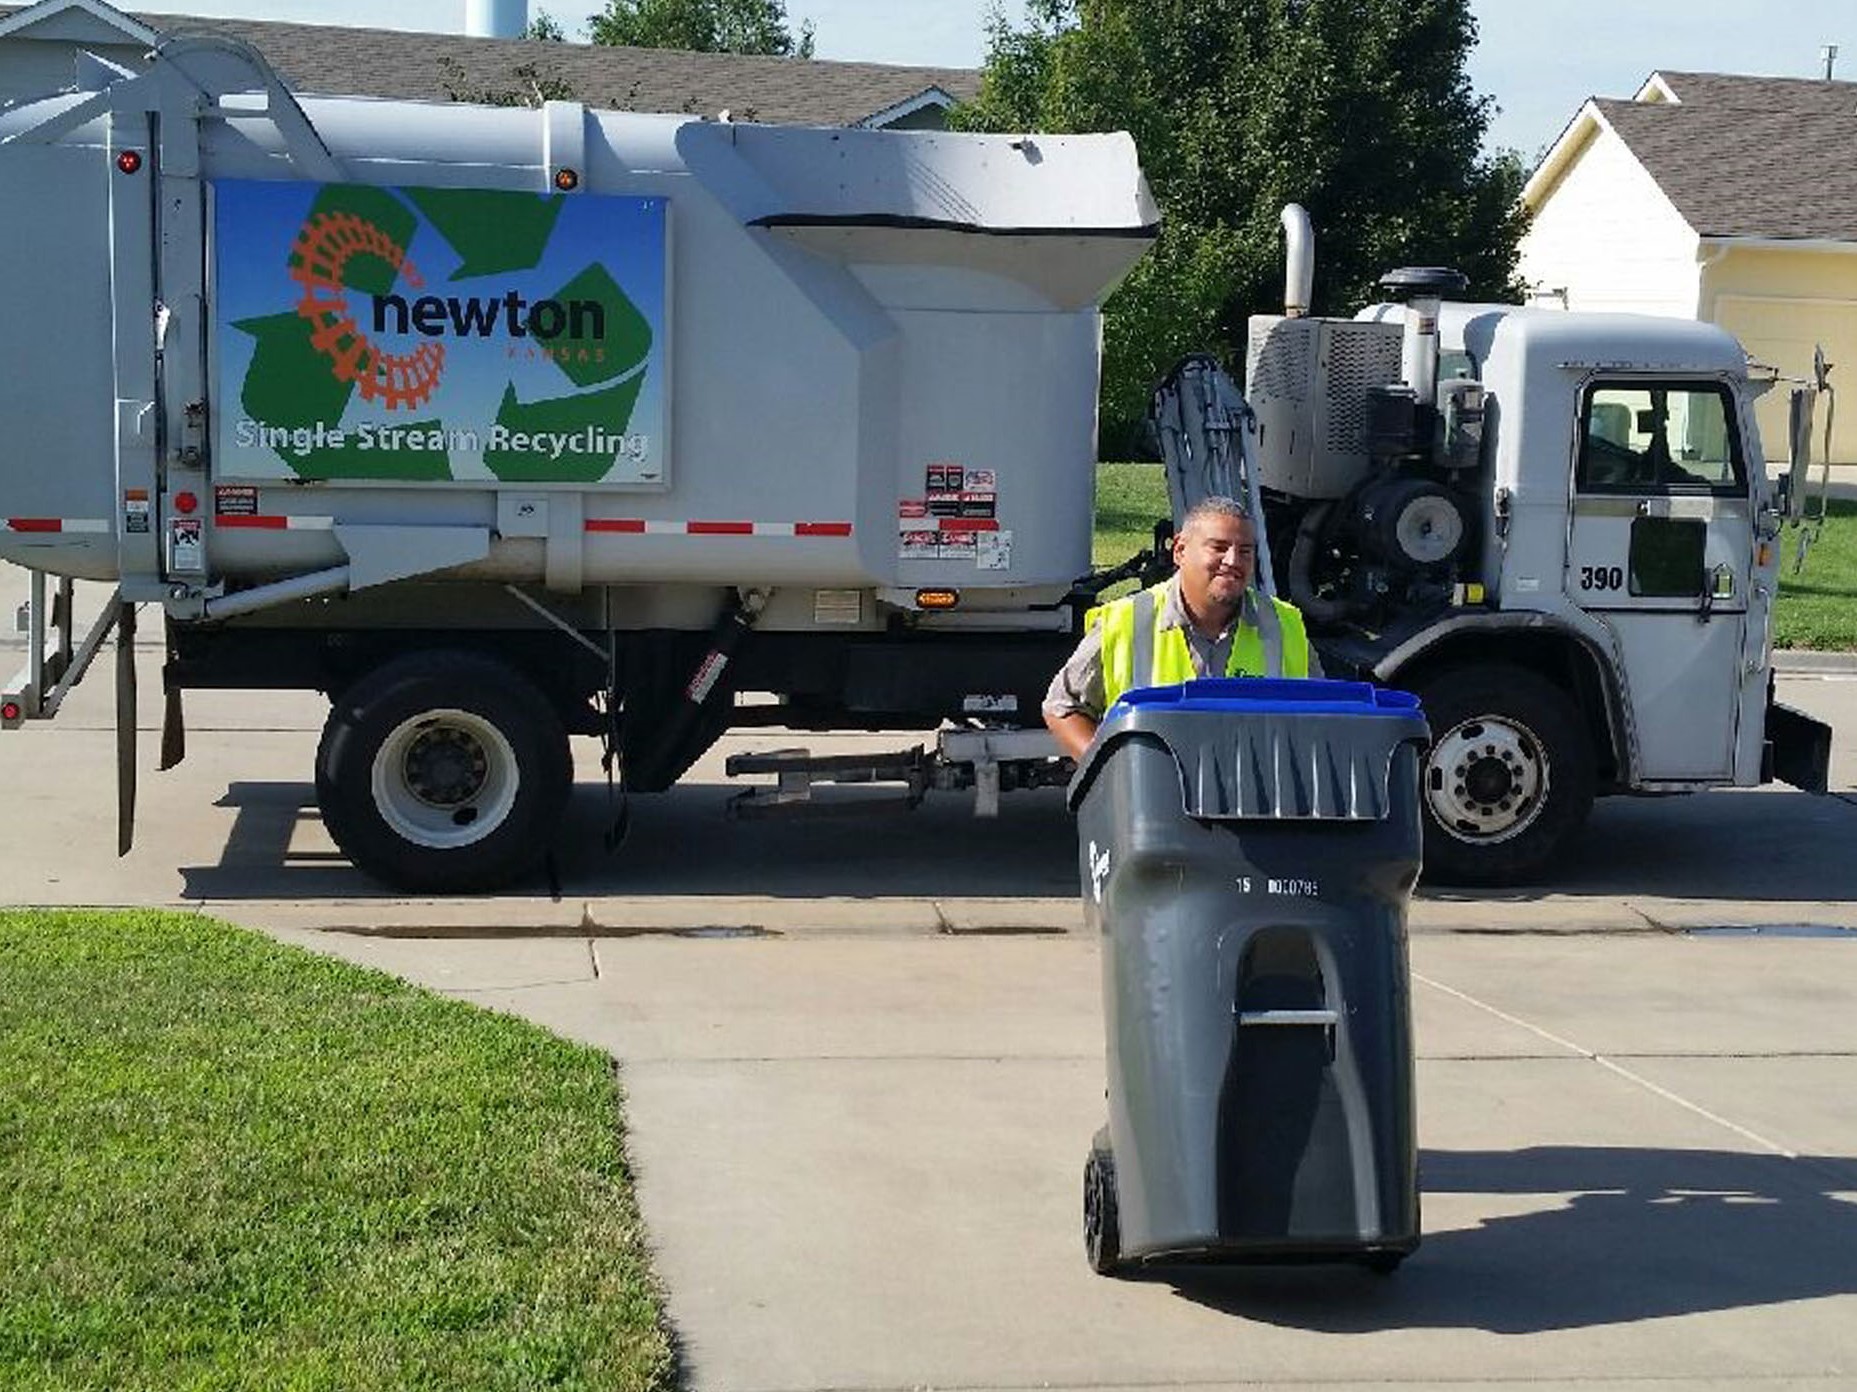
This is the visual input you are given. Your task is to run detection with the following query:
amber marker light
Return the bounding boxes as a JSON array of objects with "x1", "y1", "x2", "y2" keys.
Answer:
[
  {"x1": 915, "y1": 589, "x2": 960, "y2": 610},
  {"x1": 116, "y1": 150, "x2": 143, "y2": 174},
  {"x1": 554, "y1": 168, "x2": 580, "y2": 191}
]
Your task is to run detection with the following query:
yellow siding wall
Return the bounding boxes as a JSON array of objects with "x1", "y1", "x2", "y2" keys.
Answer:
[{"x1": 1704, "y1": 249, "x2": 1857, "y2": 464}]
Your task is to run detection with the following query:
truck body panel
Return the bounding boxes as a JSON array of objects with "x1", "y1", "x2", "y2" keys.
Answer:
[{"x1": 0, "y1": 72, "x2": 1155, "y2": 604}]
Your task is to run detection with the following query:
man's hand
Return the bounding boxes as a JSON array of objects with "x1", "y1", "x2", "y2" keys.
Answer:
[{"x1": 1045, "y1": 710, "x2": 1098, "y2": 762}]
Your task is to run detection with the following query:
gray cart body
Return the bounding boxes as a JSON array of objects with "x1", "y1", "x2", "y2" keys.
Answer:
[{"x1": 1070, "y1": 678, "x2": 1430, "y2": 1265}]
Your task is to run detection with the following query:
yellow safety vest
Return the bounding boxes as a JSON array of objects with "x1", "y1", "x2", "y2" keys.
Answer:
[{"x1": 1087, "y1": 582, "x2": 1310, "y2": 709}]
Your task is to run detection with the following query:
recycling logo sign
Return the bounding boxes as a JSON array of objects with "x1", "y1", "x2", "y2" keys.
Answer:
[{"x1": 213, "y1": 179, "x2": 667, "y2": 485}]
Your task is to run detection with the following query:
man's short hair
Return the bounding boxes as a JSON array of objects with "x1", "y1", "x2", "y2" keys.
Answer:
[{"x1": 1180, "y1": 495, "x2": 1254, "y2": 535}]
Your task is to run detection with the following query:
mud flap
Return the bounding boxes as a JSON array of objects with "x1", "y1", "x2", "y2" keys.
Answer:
[
  {"x1": 116, "y1": 601, "x2": 137, "y2": 856},
  {"x1": 1766, "y1": 700, "x2": 1831, "y2": 794}
]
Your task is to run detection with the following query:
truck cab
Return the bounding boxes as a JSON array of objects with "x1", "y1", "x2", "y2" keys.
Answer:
[{"x1": 1231, "y1": 289, "x2": 1831, "y2": 882}]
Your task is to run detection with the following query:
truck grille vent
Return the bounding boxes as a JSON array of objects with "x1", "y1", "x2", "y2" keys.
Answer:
[
  {"x1": 1322, "y1": 324, "x2": 1404, "y2": 453},
  {"x1": 1247, "y1": 318, "x2": 1310, "y2": 404}
]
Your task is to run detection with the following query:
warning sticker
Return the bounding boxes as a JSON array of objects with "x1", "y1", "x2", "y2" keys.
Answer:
[
  {"x1": 959, "y1": 492, "x2": 997, "y2": 519},
  {"x1": 938, "y1": 531, "x2": 977, "y2": 561},
  {"x1": 977, "y1": 529, "x2": 1013, "y2": 571},
  {"x1": 124, "y1": 495, "x2": 150, "y2": 535},
  {"x1": 964, "y1": 468, "x2": 997, "y2": 492},
  {"x1": 168, "y1": 518, "x2": 204, "y2": 574},
  {"x1": 899, "y1": 529, "x2": 940, "y2": 560},
  {"x1": 925, "y1": 463, "x2": 962, "y2": 492},
  {"x1": 215, "y1": 485, "x2": 258, "y2": 517},
  {"x1": 898, "y1": 498, "x2": 927, "y2": 520}
]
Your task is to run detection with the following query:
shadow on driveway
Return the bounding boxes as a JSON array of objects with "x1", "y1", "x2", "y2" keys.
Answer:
[
  {"x1": 179, "y1": 777, "x2": 1857, "y2": 907},
  {"x1": 1158, "y1": 1145, "x2": 1857, "y2": 1333}
]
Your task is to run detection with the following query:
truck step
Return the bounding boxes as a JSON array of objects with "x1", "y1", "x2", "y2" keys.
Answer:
[{"x1": 724, "y1": 745, "x2": 931, "y2": 819}]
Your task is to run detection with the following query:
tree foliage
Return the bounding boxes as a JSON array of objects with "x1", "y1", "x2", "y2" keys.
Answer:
[
  {"x1": 953, "y1": 0, "x2": 1528, "y2": 452},
  {"x1": 588, "y1": 0, "x2": 816, "y2": 56}
]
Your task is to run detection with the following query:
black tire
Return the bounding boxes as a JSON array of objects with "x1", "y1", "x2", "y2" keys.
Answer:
[
  {"x1": 1359, "y1": 1250, "x2": 1406, "y2": 1275},
  {"x1": 316, "y1": 651, "x2": 572, "y2": 893},
  {"x1": 1083, "y1": 1145, "x2": 1123, "y2": 1277},
  {"x1": 1410, "y1": 664, "x2": 1595, "y2": 887}
]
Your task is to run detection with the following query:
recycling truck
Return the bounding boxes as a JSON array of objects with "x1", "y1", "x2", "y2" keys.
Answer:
[{"x1": 0, "y1": 35, "x2": 1832, "y2": 890}]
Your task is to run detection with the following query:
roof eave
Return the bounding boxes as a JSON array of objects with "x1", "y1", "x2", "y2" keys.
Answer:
[
  {"x1": 1699, "y1": 234, "x2": 1857, "y2": 255},
  {"x1": 854, "y1": 86, "x2": 955, "y2": 130},
  {"x1": 0, "y1": 0, "x2": 159, "y2": 44},
  {"x1": 1522, "y1": 98, "x2": 1606, "y2": 210},
  {"x1": 1633, "y1": 71, "x2": 1682, "y2": 104}
]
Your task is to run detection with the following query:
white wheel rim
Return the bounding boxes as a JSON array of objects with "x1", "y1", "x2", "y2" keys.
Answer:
[
  {"x1": 1424, "y1": 713, "x2": 1549, "y2": 844},
  {"x1": 370, "y1": 708, "x2": 521, "y2": 851}
]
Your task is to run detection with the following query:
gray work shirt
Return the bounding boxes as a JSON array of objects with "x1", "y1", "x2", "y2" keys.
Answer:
[{"x1": 1042, "y1": 576, "x2": 1317, "y2": 722}]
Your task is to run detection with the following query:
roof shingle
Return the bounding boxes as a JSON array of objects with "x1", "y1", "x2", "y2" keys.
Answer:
[
  {"x1": 1597, "y1": 72, "x2": 1857, "y2": 241},
  {"x1": 4, "y1": 4, "x2": 981, "y2": 127}
]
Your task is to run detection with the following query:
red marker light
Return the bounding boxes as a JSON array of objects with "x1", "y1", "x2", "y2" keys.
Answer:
[
  {"x1": 173, "y1": 491, "x2": 198, "y2": 515},
  {"x1": 2, "y1": 701, "x2": 22, "y2": 723},
  {"x1": 116, "y1": 150, "x2": 143, "y2": 175},
  {"x1": 554, "y1": 167, "x2": 580, "y2": 191}
]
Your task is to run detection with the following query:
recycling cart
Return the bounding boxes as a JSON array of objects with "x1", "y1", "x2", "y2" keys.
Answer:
[{"x1": 1068, "y1": 677, "x2": 1430, "y2": 1274}]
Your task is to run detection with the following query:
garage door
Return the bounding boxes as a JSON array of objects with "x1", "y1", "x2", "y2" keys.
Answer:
[{"x1": 1715, "y1": 294, "x2": 1857, "y2": 466}]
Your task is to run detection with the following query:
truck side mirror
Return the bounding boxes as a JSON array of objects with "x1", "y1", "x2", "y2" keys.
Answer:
[{"x1": 1784, "y1": 385, "x2": 1816, "y2": 521}]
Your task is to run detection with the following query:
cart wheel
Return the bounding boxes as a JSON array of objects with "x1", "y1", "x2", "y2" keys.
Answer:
[
  {"x1": 1083, "y1": 1147, "x2": 1123, "y2": 1276},
  {"x1": 1360, "y1": 1250, "x2": 1406, "y2": 1275}
]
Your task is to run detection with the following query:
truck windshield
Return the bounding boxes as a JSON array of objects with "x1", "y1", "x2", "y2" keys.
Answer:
[{"x1": 1578, "y1": 381, "x2": 1744, "y2": 494}]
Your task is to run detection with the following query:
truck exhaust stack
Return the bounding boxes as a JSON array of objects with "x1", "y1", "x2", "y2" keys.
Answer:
[{"x1": 1280, "y1": 203, "x2": 1313, "y2": 318}]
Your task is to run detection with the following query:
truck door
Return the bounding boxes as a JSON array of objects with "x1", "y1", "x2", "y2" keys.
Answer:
[{"x1": 1565, "y1": 377, "x2": 1753, "y2": 782}]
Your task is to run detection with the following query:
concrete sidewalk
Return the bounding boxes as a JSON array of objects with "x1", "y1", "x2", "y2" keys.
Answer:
[{"x1": 248, "y1": 914, "x2": 1857, "y2": 1392}]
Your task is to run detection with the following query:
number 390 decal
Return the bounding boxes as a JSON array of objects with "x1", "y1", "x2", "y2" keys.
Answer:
[{"x1": 1580, "y1": 565, "x2": 1625, "y2": 591}]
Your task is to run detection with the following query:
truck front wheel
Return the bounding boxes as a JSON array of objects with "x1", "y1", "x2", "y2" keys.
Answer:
[
  {"x1": 1411, "y1": 665, "x2": 1594, "y2": 886},
  {"x1": 316, "y1": 652, "x2": 572, "y2": 893}
]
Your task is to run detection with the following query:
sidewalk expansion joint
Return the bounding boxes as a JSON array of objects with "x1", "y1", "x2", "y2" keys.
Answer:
[
  {"x1": 317, "y1": 922, "x2": 780, "y2": 941},
  {"x1": 1414, "y1": 970, "x2": 1803, "y2": 1160},
  {"x1": 450, "y1": 977, "x2": 600, "y2": 995}
]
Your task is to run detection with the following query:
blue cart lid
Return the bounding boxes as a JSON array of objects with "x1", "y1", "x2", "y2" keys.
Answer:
[
  {"x1": 1072, "y1": 678, "x2": 1431, "y2": 819},
  {"x1": 1107, "y1": 677, "x2": 1421, "y2": 723}
]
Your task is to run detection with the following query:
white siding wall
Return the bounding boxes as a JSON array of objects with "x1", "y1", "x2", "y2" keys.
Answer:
[{"x1": 1519, "y1": 125, "x2": 1700, "y2": 319}]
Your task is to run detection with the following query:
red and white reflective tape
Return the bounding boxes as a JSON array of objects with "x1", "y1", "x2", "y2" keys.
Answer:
[
  {"x1": 4, "y1": 518, "x2": 109, "y2": 534},
  {"x1": 585, "y1": 519, "x2": 853, "y2": 538},
  {"x1": 214, "y1": 515, "x2": 335, "y2": 530}
]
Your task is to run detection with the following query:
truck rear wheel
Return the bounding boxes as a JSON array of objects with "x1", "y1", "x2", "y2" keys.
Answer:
[
  {"x1": 1411, "y1": 665, "x2": 1594, "y2": 886},
  {"x1": 316, "y1": 652, "x2": 572, "y2": 893}
]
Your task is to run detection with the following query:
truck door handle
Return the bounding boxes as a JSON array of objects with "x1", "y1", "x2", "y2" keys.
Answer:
[{"x1": 1698, "y1": 564, "x2": 1734, "y2": 622}]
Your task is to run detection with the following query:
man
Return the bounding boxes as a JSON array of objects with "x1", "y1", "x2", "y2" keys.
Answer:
[{"x1": 1043, "y1": 496, "x2": 1315, "y2": 759}]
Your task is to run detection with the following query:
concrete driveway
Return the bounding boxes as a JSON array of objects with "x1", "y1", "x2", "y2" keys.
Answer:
[{"x1": 5, "y1": 574, "x2": 1857, "y2": 1390}]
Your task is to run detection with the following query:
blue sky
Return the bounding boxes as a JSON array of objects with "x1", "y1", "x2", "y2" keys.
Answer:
[{"x1": 122, "y1": 0, "x2": 1849, "y2": 160}]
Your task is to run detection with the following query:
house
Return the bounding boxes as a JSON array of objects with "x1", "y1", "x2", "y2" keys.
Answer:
[
  {"x1": 0, "y1": 0, "x2": 979, "y2": 128},
  {"x1": 1519, "y1": 70, "x2": 1857, "y2": 462}
]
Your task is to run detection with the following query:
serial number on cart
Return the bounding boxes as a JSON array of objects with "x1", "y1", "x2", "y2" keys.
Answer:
[{"x1": 1236, "y1": 878, "x2": 1322, "y2": 898}]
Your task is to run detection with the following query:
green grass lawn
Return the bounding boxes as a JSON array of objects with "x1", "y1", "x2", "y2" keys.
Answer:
[
  {"x1": 1092, "y1": 462, "x2": 1169, "y2": 569},
  {"x1": 1092, "y1": 464, "x2": 1857, "y2": 650},
  {"x1": 0, "y1": 910, "x2": 671, "y2": 1392},
  {"x1": 1774, "y1": 498, "x2": 1857, "y2": 650}
]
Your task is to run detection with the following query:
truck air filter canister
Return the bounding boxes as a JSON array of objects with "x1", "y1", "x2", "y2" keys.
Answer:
[{"x1": 1069, "y1": 678, "x2": 1430, "y2": 1273}]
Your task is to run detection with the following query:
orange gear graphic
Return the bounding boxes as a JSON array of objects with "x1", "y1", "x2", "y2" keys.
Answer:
[{"x1": 288, "y1": 211, "x2": 445, "y2": 411}]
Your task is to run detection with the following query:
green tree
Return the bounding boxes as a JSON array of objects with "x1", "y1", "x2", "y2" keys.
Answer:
[
  {"x1": 524, "y1": 11, "x2": 566, "y2": 40},
  {"x1": 954, "y1": 0, "x2": 1528, "y2": 453},
  {"x1": 589, "y1": 0, "x2": 816, "y2": 56}
]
